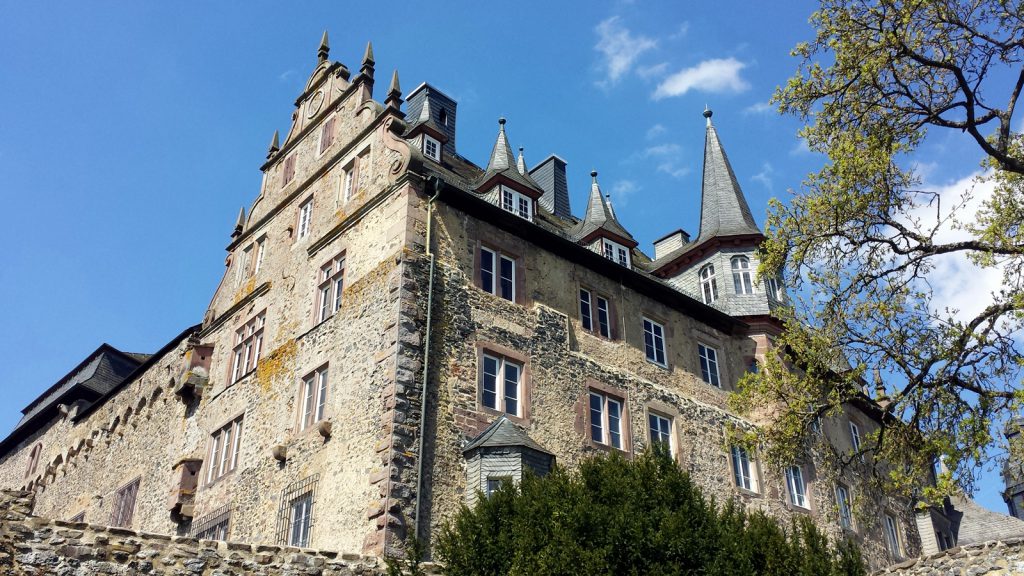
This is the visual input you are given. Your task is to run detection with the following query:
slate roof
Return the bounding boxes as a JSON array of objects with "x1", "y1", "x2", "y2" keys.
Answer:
[
  {"x1": 403, "y1": 95, "x2": 447, "y2": 141},
  {"x1": 950, "y1": 494, "x2": 1024, "y2": 545},
  {"x1": 571, "y1": 171, "x2": 636, "y2": 245},
  {"x1": 476, "y1": 119, "x2": 543, "y2": 193},
  {"x1": 463, "y1": 415, "x2": 553, "y2": 455}
]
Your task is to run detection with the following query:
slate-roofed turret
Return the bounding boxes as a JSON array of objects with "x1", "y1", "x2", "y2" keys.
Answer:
[
  {"x1": 695, "y1": 108, "x2": 761, "y2": 243},
  {"x1": 404, "y1": 94, "x2": 447, "y2": 143},
  {"x1": 572, "y1": 171, "x2": 637, "y2": 247},
  {"x1": 476, "y1": 118, "x2": 543, "y2": 196}
]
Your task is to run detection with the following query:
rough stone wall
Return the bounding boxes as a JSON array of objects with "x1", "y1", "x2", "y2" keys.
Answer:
[
  {"x1": 0, "y1": 489, "x2": 434, "y2": 575},
  {"x1": 873, "y1": 539, "x2": 1024, "y2": 575}
]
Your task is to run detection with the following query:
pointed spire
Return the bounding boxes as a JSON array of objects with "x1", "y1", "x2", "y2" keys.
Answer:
[
  {"x1": 573, "y1": 170, "x2": 635, "y2": 245},
  {"x1": 605, "y1": 194, "x2": 616, "y2": 219},
  {"x1": 232, "y1": 206, "x2": 246, "y2": 239},
  {"x1": 516, "y1": 147, "x2": 526, "y2": 174},
  {"x1": 317, "y1": 31, "x2": 330, "y2": 63},
  {"x1": 385, "y1": 69, "x2": 403, "y2": 110},
  {"x1": 695, "y1": 108, "x2": 762, "y2": 243},
  {"x1": 486, "y1": 117, "x2": 516, "y2": 173},
  {"x1": 418, "y1": 96, "x2": 433, "y2": 123},
  {"x1": 267, "y1": 130, "x2": 280, "y2": 159},
  {"x1": 360, "y1": 41, "x2": 375, "y2": 78}
]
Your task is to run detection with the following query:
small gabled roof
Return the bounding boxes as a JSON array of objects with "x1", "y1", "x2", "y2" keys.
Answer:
[
  {"x1": 695, "y1": 109, "x2": 761, "y2": 243},
  {"x1": 572, "y1": 171, "x2": 637, "y2": 247},
  {"x1": 463, "y1": 415, "x2": 553, "y2": 455},
  {"x1": 476, "y1": 118, "x2": 543, "y2": 195},
  {"x1": 404, "y1": 95, "x2": 448, "y2": 142}
]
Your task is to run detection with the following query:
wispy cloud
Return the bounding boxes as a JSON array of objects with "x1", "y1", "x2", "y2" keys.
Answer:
[
  {"x1": 743, "y1": 102, "x2": 773, "y2": 115},
  {"x1": 668, "y1": 22, "x2": 690, "y2": 40},
  {"x1": 646, "y1": 124, "x2": 667, "y2": 140},
  {"x1": 652, "y1": 58, "x2": 750, "y2": 99},
  {"x1": 790, "y1": 138, "x2": 812, "y2": 156},
  {"x1": 644, "y1": 143, "x2": 681, "y2": 157},
  {"x1": 278, "y1": 70, "x2": 297, "y2": 83},
  {"x1": 610, "y1": 179, "x2": 641, "y2": 207},
  {"x1": 751, "y1": 162, "x2": 774, "y2": 190},
  {"x1": 637, "y1": 62, "x2": 669, "y2": 80},
  {"x1": 594, "y1": 16, "x2": 657, "y2": 87},
  {"x1": 657, "y1": 162, "x2": 690, "y2": 179}
]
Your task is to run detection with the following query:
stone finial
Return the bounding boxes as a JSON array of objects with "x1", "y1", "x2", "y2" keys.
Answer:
[
  {"x1": 317, "y1": 30, "x2": 330, "y2": 63},
  {"x1": 267, "y1": 130, "x2": 280, "y2": 159},
  {"x1": 385, "y1": 69, "x2": 403, "y2": 110},
  {"x1": 361, "y1": 41, "x2": 375, "y2": 78},
  {"x1": 516, "y1": 147, "x2": 526, "y2": 175},
  {"x1": 232, "y1": 206, "x2": 245, "y2": 239}
]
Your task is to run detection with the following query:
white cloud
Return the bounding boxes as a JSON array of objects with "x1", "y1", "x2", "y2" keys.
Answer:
[
  {"x1": 668, "y1": 22, "x2": 690, "y2": 40},
  {"x1": 790, "y1": 138, "x2": 811, "y2": 156},
  {"x1": 644, "y1": 143, "x2": 681, "y2": 157},
  {"x1": 652, "y1": 58, "x2": 750, "y2": 99},
  {"x1": 610, "y1": 179, "x2": 641, "y2": 207},
  {"x1": 594, "y1": 17, "x2": 657, "y2": 87},
  {"x1": 646, "y1": 124, "x2": 667, "y2": 140},
  {"x1": 744, "y1": 102, "x2": 773, "y2": 115},
  {"x1": 637, "y1": 62, "x2": 669, "y2": 80},
  {"x1": 751, "y1": 162, "x2": 774, "y2": 190},
  {"x1": 278, "y1": 70, "x2": 297, "y2": 82},
  {"x1": 657, "y1": 161, "x2": 690, "y2": 179}
]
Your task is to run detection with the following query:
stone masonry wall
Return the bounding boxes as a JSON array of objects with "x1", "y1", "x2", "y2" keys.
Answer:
[
  {"x1": 873, "y1": 538, "x2": 1024, "y2": 575},
  {"x1": 0, "y1": 490, "x2": 437, "y2": 575}
]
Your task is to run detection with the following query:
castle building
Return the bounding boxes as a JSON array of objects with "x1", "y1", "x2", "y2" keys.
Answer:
[{"x1": 0, "y1": 35, "x2": 920, "y2": 568}]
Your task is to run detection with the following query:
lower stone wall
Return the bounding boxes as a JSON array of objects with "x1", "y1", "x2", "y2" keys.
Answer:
[
  {"x1": 0, "y1": 490, "x2": 436, "y2": 575},
  {"x1": 874, "y1": 539, "x2": 1024, "y2": 575}
]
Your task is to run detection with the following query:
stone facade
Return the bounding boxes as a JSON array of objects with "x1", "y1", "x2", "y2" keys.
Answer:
[
  {"x1": 0, "y1": 35, "x2": 922, "y2": 571},
  {"x1": 872, "y1": 538, "x2": 1024, "y2": 575}
]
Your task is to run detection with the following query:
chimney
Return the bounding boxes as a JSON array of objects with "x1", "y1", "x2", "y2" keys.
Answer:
[
  {"x1": 406, "y1": 82, "x2": 458, "y2": 157},
  {"x1": 652, "y1": 229, "x2": 691, "y2": 260},
  {"x1": 529, "y1": 155, "x2": 571, "y2": 220}
]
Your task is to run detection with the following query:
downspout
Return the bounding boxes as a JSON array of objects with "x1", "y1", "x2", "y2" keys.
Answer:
[{"x1": 414, "y1": 175, "x2": 443, "y2": 542}]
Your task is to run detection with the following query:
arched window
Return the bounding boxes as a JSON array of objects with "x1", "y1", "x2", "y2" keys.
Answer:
[
  {"x1": 699, "y1": 264, "x2": 718, "y2": 304},
  {"x1": 731, "y1": 256, "x2": 754, "y2": 295}
]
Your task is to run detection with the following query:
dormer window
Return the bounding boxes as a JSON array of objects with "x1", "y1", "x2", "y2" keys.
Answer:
[
  {"x1": 700, "y1": 264, "x2": 719, "y2": 304},
  {"x1": 601, "y1": 239, "x2": 631, "y2": 268},
  {"x1": 500, "y1": 186, "x2": 532, "y2": 221},
  {"x1": 731, "y1": 256, "x2": 754, "y2": 294},
  {"x1": 423, "y1": 136, "x2": 441, "y2": 162}
]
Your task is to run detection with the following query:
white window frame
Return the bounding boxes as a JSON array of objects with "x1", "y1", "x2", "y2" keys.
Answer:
[
  {"x1": 481, "y1": 354, "x2": 522, "y2": 417},
  {"x1": 341, "y1": 160, "x2": 357, "y2": 204},
  {"x1": 643, "y1": 318, "x2": 667, "y2": 367},
  {"x1": 731, "y1": 256, "x2": 754, "y2": 295},
  {"x1": 579, "y1": 289, "x2": 612, "y2": 338},
  {"x1": 849, "y1": 421, "x2": 863, "y2": 459},
  {"x1": 480, "y1": 246, "x2": 515, "y2": 302},
  {"x1": 254, "y1": 236, "x2": 266, "y2": 274},
  {"x1": 589, "y1": 390, "x2": 625, "y2": 450},
  {"x1": 299, "y1": 366, "x2": 329, "y2": 432},
  {"x1": 698, "y1": 343, "x2": 721, "y2": 387},
  {"x1": 423, "y1": 135, "x2": 441, "y2": 162},
  {"x1": 288, "y1": 492, "x2": 313, "y2": 547},
  {"x1": 884, "y1": 514, "x2": 903, "y2": 559},
  {"x1": 316, "y1": 254, "x2": 345, "y2": 323},
  {"x1": 207, "y1": 417, "x2": 243, "y2": 484},
  {"x1": 765, "y1": 276, "x2": 780, "y2": 301},
  {"x1": 836, "y1": 484, "x2": 854, "y2": 529},
  {"x1": 648, "y1": 411, "x2": 673, "y2": 455},
  {"x1": 785, "y1": 465, "x2": 809, "y2": 509},
  {"x1": 700, "y1": 264, "x2": 718, "y2": 304},
  {"x1": 485, "y1": 475, "x2": 511, "y2": 498},
  {"x1": 231, "y1": 312, "x2": 265, "y2": 382},
  {"x1": 297, "y1": 198, "x2": 313, "y2": 239},
  {"x1": 600, "y1": 238, "x2": 631, "y2": 268},
  {"x1": 730, "y1": 445, "x2": 758, "y2": 492},
  {"x1": 499, "y1": 185, "x2": 533, "y2": 221}
]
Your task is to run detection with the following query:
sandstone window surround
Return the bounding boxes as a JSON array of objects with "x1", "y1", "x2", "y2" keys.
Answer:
[
  {"x1": 731, "y1": 256, "x2": 754, "y2": 295},
  {"x1": 109, "y1": 477, "x2": 140, "y2": 528},
  {"x1": 647, "y1": 411, "x2": 673, "y2": 457},
  {"x1": 298, "y1": 364, "x2": 329, "y2": 432},
  {"x1": 730, "y1": 445, "x2": 759, "y2": 494},
  {"x1": 318, "y1": 115, "x2": 335, "y2": 156},
  {"x1": 282, "y1": 153, "x2": 296, "y2": 188},
  {"x1": 276, "y1": 474, "x2": 318, "y2": 548},
  {"x1": 230, "y1": 311, "x2": 265, "y2": 383},
  {"x1": 785, "y1": 465, "x2": 810, "y2": 510},
  {"x1": 884, "y1": 512, "x2": 903, "y2": 560},
  {"x1": 698, "y1": 343, "x2": 721, "y2": 388},
  {"x1": 24, "y1": 443, "x2": 42, "y2": 479},
  {"x1": 253, "y1": 236, "x2": 267, "y2": 275},
  {"x1": 339, "y1": 147, "x2": 371, "y2": 205},
  {"x1": 206, "y1": 415, "x2": 243, "y2": 485},
  {"x1": 642, "y1": 317, "x2": 668, "y2": 368},
  {"x1": 236, "y1": 244, "x2": 253, "y2": 286},
  {"x1": 297, "y1": 197, "x2": 313, "y2": 240},
  {"x1": 476, "y1": 344, "x2": 532, "y2": 423},
  {"x1": 579, "y1": 288, "x2": 615, "y2": 339},
  {"x1": 315, "y1": 253, "x2": 345, "y2": 324},
  {"x1": 836, "y1": 483, "x2": 854, "y2": 530},
  {"x1": 475, "y1": 240, "x2": 525, "y2": 305},
  {"x1": 699, "y1": 263, "x2": 719, "y2": 305},
  {"x1": 585, "y1": 382, "x2": 630, "y2": 452}
]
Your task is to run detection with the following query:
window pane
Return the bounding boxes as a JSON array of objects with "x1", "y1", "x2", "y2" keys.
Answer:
[
  {"x1": 316, "y1": 371, "x2": 328, "y2": 422},
  {"x1": 499, "y1": 256, "x2": 515, "y2": 301},
  {"x1": 643, "y1": 320, "x2": 656, "y2": 361},
  {"x1": 482, "y1": 356, "x2": 499, "y2": 409},
  {"x1": 597, "y1": 298, "x2": 610, "y2": 338},
  {"x1": 303, "y1": 377, "x2": 315, "y2": 429},
  {"x1": 333, "y1": 277, "x2": 343, "y2": 312},
  {"x1": 607, "y1": 398, "x2": 622, "y2": 449},
  {"x1": 480, "y1": 248, "x2": 494, "y2": 294},
  {"x1": 589, "y1": 393, "x2": 604, "y2": 443},
  {"x1": 502, "y1": 189, "x2": 514, "y2": 212},
  {"x1": 503, "y1": 363, "x2": 519, "y2": 416},
  {"x1": 579, "y1": 290, "x2": 592, "y2": 331}
]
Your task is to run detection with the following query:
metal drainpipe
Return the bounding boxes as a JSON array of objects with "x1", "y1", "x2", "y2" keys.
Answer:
[{"x1": 414, "y1": 175, "x2": 442, "y2": 543}]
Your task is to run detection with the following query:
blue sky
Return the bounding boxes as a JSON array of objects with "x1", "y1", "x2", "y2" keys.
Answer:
[{"x1": 0, "y1": 1, "x2": 1008, "y2": 512}]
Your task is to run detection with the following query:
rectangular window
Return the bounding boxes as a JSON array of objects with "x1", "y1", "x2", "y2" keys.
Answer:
[
  {"x1": 237, "y1": 244, "x2": 253, "y2": 285},
  {"x1": 191, "y1": 504, "x2": 231, "y2": 541},
  {"x1": 282, "y1": 154, "x2": 296, "y2": 186},
  {"x1": 731, "y1": 446, "x2": 757, "y2": 492},
  {"x1": 231, "y1": 312, "x2": 265, "y2": 382},
  {"x1": 276, "y1": 475, "x2": 318, "y2": 547},
  {"x1": 579, "y1": 289, "x2": 593, "y2": 331},
  {"x1": 579, "y1": 289, "x2": 613, "y2": 338},
  {"x1": 207, "y1": 416, "x2": 243, "y2": 484},
  {"x1": 342, "y1": 161, "x2": 357, "y2": 203},
  {"x1": 836, "y1": 484, "x2": 853, "y2": 529},
  {"x1": 601, "y1": 239, "x2": 631, "y2": 268},
  {"x1": 254, "y1": 237, "x2": 266, "y2": 274},
  {"x1": 481, "y1": 354, "x2": 521, "y2": 416},
  {"x1": 849, "y1": 421, "x2": 863, "y2": 460},
  {"x1": 485, "y1": 476, "x2": 510, "y2": 498},
  {"x1": 596, "y1": 297, "x2": 611, "y2": 338},
  {"x1": 319, "y1": 117, "x2": 335, "y2": 154},
  {"x1": 479, "y1": 246, "x2": 515, "y2": 302},
  {"x1": 884, "y1": 514, "x2": 902, "y2": 559},
  {"x1": 299, "y1": 365, "x2": 329, "y2": 431},
  {"x1": 297, "y1": 198, "x2": 313, "y2": 239},
  {"x1": 316, "y1": 254, "x2": 345, "y2": 323},
  {"x1": 499, "y1": 186, "x2": 532, "y2": 221},
  {"x1": 698, "y1": 344, "x2": 721, "y2": 387},
  {"x1": 109, "y1": 477, "x2": 140, "y2": 528},
  {"x1": 423, "y1": 136, "x2": 440, "y2": 161},
  {"x1": 785, "y1": 466, "x2": 808, "y2": 509},
  {"x1": 589, "y1": 390, "x2": 624, "y2": 450},
  {"x1": 766, "y1": 277, "x2": 780, "y2": 300},
  {"x1": 643, "y1": 318, "x2": 667, "y2": 366},
  {"x1": 648, "y1": 412, "x2": 672, "y2": 454}
]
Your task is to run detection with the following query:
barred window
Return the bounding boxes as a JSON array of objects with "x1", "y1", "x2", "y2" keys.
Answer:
[
  {"x1": 191, "y1": 504, "x2": 231, "y2": 541},
  {"x1": 277, "y1": 475, "x2": 319, "y2": 547},
  {"x1": 110, "y1": 477, "x2": 140, "y2": 528}
]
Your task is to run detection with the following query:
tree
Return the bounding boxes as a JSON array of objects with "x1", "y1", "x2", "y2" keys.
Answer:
[
  {"x1": 732, "y1": 0, "x2": 1024, "y2": 501},
  {"x1": 435, "y1": 450, "x2": 864, "y2": 576}
]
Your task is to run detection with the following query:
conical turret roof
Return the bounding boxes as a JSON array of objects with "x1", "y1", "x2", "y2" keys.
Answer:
[
  {"x1": 573, "y1": 171, "x2": 636, "y2": 246},
  {"x1": 476, "y1": 118, "x2": 542, "y2": 195},
  {"x1": 695, "y1": 110, "x2": 761, "y2": 243},
  {"x1": 463, "y1": 415, "x2": 552, "y2": 455}
]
